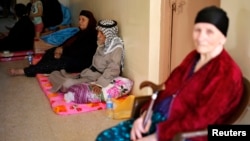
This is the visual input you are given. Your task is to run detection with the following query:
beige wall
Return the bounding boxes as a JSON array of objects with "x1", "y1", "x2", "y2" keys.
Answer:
[
  {"x1": 15, "y1": 0, "x2": 156, "y2": 94},
  {"x1": 59, "y1": 0, "x2": 69, "y2": 6},
  {"x1": 17, "y1": 0, "x2": 29, "y2": 5},
  {"x1": 70, "y1": 0, "x2": 152, "y2": 95},
  {"x1": 68, "y1": 0, "x2": 250, "y2": 95},
  {"x1": 13, "y1": 0, "x2": 250, "y2": 94},
  {"x1": 17, "y1": 0, "x2": 69, "y2": 6},
  {"x1": 221, "y1": 0, "x2": 250, "y2": 80},
  {"x1": 17, "y1": 0, "x2": 68, "y2": 4}
]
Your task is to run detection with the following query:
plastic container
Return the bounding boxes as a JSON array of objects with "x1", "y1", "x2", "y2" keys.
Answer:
[
  {"x1": 106, "y1": 95, "x2": 114, "y2": 118},
  {"x1": 27, "y1": 54, "x2": 33, "y2": 65}
]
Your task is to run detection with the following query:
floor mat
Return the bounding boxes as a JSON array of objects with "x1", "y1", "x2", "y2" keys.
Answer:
[{"x1": 36, "y1": 74, "x2": 106, "y2": 115}]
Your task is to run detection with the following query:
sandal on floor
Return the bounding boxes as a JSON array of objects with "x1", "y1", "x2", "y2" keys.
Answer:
[{"x1": 8, "y1": 68, "x2": 24, "y2": 76}]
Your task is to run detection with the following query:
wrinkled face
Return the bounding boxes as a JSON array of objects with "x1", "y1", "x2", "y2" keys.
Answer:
[
  {"x1": 97, "y1": 30, "x2": 106, "y2": 45},
  {"x1": 193, "y1": 23, "x2": 226, "y2": 54},
  {"x1": 78, "y1": 15, "x2": 89, "y2": 30}
]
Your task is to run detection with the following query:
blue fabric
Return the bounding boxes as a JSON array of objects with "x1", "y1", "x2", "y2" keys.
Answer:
[
  {"x1": 60, "y1": 4, "x2": 71, "y2": 26},
  {"x1": 96, "y1": 112, "x2": 166, "y2": 141},
  {"x1": 95, "y1": 96, "x2": 172, "y2": 141},
  {"x1": 41, "y1": 27, "x2": 79, "y2": 46},
  {"x1": 96, "y1": 111, "x2": 191, "y2": 141},
  {"x1": 96, "y1": 99, "x2": 191, "y2": 141}
]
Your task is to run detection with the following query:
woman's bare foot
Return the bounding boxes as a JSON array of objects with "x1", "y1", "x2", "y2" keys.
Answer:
[{"x1": 8, "y1": 68, "x2": 25, "y2": 76}]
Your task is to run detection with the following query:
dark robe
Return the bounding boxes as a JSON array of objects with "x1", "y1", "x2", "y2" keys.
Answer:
[
  {"x1": 23, "y1": 28, "x2": 98, "y2": 77},
  {"x1": 0, "y1": 16, "x2": 35, "y2": 52}
]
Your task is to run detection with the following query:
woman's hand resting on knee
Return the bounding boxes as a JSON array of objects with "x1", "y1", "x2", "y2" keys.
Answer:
[{"x1": 54, "y1": 47, "x2": 63, "y2": 59}]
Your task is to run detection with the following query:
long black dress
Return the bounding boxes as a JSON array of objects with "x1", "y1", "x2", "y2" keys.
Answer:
[
  {"x1": 23, "y1": 27, "x2": 98, "y2": 77},
  {"x1": 0, "y1": 16, "x2": 35, "y2": 52}
]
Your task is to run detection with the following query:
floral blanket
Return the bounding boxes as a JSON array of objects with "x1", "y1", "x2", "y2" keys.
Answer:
[{"x1": 36, "y1": 74, "x2": 133, "y2": 115}]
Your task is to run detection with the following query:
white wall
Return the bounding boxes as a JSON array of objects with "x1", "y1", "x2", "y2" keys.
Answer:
[{"x1": 221, "y1": 0, "x2": 250, "y2": 80}]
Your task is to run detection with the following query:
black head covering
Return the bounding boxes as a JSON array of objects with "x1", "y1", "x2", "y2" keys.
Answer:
[
  {"x1": 14, "y1": 3, "x2": 27, "y2": 17},
  {"x1": 41, "y1": 0, "x2": 63, "y2": 28},
  {"x1": 195, "y1": 6, "x2": 229, "y2": 37},
  {"x1": 79, "y1": 10, "x2": 97, "y2": 30}
]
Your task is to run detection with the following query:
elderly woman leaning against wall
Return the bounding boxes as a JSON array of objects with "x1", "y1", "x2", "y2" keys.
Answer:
[
  {"x1": 48, "y1": 19, "x2": 127, "y2": 103},
  {"x1": 95, "y1": 6, "x2": 243, "y2": 141},
  {"x1": 9, "y1": 10, "x2": 98, "y2": 76}
]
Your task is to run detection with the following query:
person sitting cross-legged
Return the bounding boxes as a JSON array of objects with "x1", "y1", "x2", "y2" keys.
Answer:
[{"x1": 48, "y1": 19, "x2": 126, "y2": 104}]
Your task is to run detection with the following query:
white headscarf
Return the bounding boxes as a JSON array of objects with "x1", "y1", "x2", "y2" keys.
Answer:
[{"x1": 96, "y1": 19, "x2": 125, "y2": 71}]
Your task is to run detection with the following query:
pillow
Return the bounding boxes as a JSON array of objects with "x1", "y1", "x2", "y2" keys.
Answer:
[
  {"x1": 102, "y1": 77, "x2": 134, "y2": 100},
  {"x1": 64, "y1": 77, "x2": 134, "y2": 104}
]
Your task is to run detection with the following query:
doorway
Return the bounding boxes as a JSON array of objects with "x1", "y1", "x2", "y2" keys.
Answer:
[{"x1": 158, "y1": 0, "x2": 220, "y2": 83}]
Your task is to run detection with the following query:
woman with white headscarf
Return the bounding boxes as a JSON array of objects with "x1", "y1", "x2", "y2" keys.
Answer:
[{"x1": 49, "y1": 19, "x2": 125, "y2": 96}]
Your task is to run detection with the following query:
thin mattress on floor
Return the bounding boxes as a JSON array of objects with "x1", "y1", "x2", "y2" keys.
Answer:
[{"x1": 36, "y1": 74, "x2": 106, "y2": 115}]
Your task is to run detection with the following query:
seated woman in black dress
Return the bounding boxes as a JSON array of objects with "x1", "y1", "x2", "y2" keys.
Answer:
[{"x1": 9, "y1": 10, "x2": 98, "y2": 77}]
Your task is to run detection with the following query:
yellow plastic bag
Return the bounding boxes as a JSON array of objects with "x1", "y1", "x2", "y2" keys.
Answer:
[{"x1": 112, "y1": 95, "x2": 135, "y2": 120}]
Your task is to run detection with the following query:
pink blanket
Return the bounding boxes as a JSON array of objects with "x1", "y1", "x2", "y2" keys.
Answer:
[{"x1": 36, "y1": 74, "x2": 106, "y2": 115}]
